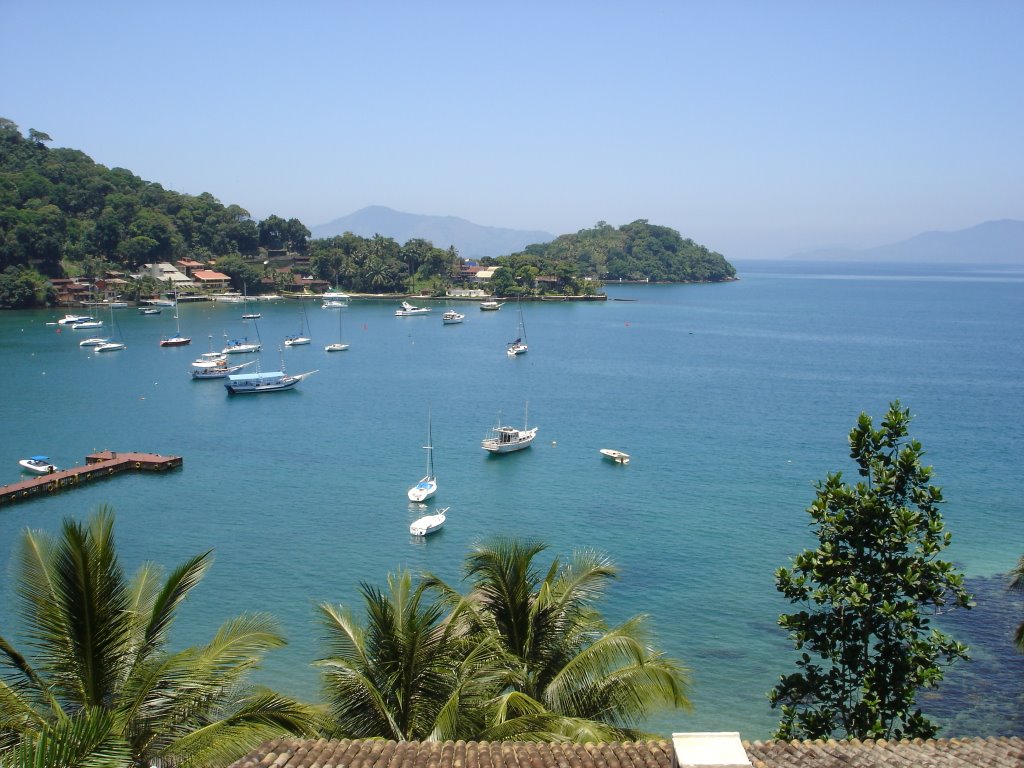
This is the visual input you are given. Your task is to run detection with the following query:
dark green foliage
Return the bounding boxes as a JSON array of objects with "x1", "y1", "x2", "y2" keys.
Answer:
[
  {"x1": 769, "y1": 402, "x2": 972, "y2": 740},
  {"x1": 0, "y1": 266, "x2": 53, "y2": 308},
  {"x1": 0, "y1": 119, "x2": 266, "y2": 287},
  {"x1": 503, "y1": 219, "x2": 735, "y2": 284}
]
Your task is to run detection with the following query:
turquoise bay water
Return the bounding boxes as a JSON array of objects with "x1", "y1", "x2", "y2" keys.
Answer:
[{"x1": 1, "y1": 260, "x2": 1022, "y2": 738}]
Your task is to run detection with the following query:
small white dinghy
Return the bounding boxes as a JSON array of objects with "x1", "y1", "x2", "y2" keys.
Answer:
[
  {"x1": 410, "y1": 507, "x2": 448, "y2": 536},
  {"x1": 600, "y1": 448, "x2": 631, "y2": 464}
]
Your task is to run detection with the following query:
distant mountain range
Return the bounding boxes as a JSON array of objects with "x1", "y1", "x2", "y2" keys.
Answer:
[
  {"x1": 792, "y1": 219, "x2": 1024, "y2": 263},
  {"x1": 310, "y1": 206, "x2": 554, "y2": 258}
]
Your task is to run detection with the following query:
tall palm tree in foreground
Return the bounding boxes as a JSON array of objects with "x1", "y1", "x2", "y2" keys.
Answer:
[
  {"x1": 316, "y1": 570, "x2": 506, "y2": 741},
  {"x1": 433, "y1": 538, "x2": 691, "y2": 741},
  {"x1": 0, "y1": 508, "x2": 320, "y2": 768}
]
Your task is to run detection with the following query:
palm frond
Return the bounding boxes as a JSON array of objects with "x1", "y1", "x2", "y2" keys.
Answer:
[
  {"x1": 4, "y1": 707, "x2": 131, "y2": 768},
  {"x1": 159, "y1": 689, "x2": 323, "y2": 768},
  {"x1": 139, "y1": 551, "x2": 212, "y2": 661}
]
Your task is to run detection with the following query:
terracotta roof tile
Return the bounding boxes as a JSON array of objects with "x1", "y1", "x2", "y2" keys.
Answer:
[
  {"x1": 229, "y1": 737, "x2": 1024, "y2": 768},
  {"x1": 743, "y1": 736, "x2": 1024, "y2": 767}
]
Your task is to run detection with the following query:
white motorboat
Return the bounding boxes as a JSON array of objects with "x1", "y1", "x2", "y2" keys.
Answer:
[
  {"x1": 57, "y1": 313, "x2": 94, "y2": 325},
  {"x1": 481, "y1": 404, "x2": 538, "y2": 454},
  {"x1": 19, "y1": 455, "x2": 57, "y2": 474},
  {"x1": 190, "y1": 360, "x2": 255, "y2": 379},
  {"x1": 600, "y1": 449, "x2": 631, "y2": 464},
  {"x1": 408, "y1": 412, "x2": 437, "y2": 502},
  {"x1": 71, "y1": 320, "x2": 104, "y2": 330},
  {"x1": 139, "y1": 307, "x2": 161, "y2": 315},
  {"x1": 79, "y1": 337, "x2": 111, "y2": 347},
  {"x1": 442, "y1": 310, "x2": 465, "y2": 325},
  {"x1": 224, "y1": 368, "x2": 316, "y2": 394},
  {"x1": 395, "y1": 301, "x2": 431, "y2": 316},
  {"x1": 506, "y1": 301, "x2": 528, "y2": 356},
  {"x1": 410, "y1": 507, "x2": 448, "y2": 536},
  {"x1": 242, "y1": 312, "x2": 262, "y2": 319},
  {"x1": 322, "y1": 300, "x2": 347, "y2": 309},
  {"x1": 479, "y1": 301, "x2": 504, "y2": 311}
]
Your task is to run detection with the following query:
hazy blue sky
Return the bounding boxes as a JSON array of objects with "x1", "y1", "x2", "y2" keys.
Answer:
[{"x1": 4, "y1": 1, "x2": 1022, "y2": 258}]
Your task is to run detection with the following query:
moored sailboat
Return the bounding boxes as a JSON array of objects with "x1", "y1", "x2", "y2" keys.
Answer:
[{"x1": 407, "y1": 411, "x2": 437, "y2": 502}]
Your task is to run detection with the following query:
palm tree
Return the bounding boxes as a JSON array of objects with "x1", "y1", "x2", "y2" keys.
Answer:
[
  {"x1": 316, "y1": 570, "x2": 506, "y2": 741},
  {"x1": 0, "y1": 508, "x2": 321, "y2": 768},
  {"x1": 1011, "y1": 555, "x2": 1024, "y2": 652},
  {"x1": 433, "y1": 538, "x2": 691, "y2": 740}
]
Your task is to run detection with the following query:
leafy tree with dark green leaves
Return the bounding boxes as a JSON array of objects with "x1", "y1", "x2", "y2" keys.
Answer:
[
  {"x1": 0, "y1": 508, "x2": 321, "y2": 768},
  {"x1": 1010, "y1": 556, "x2": 1024, "y2": 652},
  {"x1": 769, "y1": 402, "x2": 971, "y2": 740}
]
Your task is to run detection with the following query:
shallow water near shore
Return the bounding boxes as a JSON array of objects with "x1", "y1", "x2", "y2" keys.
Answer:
[{"x1": 1, "y1": 259, "x2": 1022, "y2": 738}]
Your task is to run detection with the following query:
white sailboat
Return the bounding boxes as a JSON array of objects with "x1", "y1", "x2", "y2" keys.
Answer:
[
  {"x1": 506, "y1": 301, "x2": 528, "y2": 356},
  {"x1": 284, "y1": 298, "x2": 311, "y2": 346},
  {"x1": 242, "y1": 284, "x2": 261, "y2": 319},
  {"x1": 95, "y1": 304, "x2": 125, "y2": 352},
  {"x1": 222, "y1": 317, "x2": 262, "y2": 354},
  {"x1": 325, "y1": 303, "x2": 350, "y2": 351},
  {"x1": 407, "y1": 411, "x2": 437, "y2": 502}
]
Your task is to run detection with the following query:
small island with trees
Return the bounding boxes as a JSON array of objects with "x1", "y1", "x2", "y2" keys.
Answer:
[{"x1": 0, "y1": 119, "x2": 736, "y2": 309}]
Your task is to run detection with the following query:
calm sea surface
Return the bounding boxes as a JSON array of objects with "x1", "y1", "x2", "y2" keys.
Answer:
[{"x1": 1, "y1": 260, "x2": 1022, "y2": 738}]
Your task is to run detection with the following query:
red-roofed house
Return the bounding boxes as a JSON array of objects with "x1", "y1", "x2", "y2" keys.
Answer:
[{"x1": 191, "y1": 269, "x2": 231, "y2": 291}]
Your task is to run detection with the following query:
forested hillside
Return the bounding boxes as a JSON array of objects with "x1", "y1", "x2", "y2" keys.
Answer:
[
  {"x1": 0, "y1": 118, "x2": 734, "y2": 308},
  {"x1": 506, "y1": 220, "x2": 736, "y2": 283},
  {"x1": 0, "y1": 118, "x2": 308, "y2": 297}
]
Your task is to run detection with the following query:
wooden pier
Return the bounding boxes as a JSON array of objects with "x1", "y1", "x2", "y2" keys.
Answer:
[{"x1": 1, "y1": 452, "x2": 182, "y2": 507}]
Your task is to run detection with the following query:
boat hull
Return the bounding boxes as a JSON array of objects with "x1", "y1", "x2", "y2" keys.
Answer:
[
  {"x1": 160, "y1": 337, "x2": 191, "y2": 347},
  {"x1": 19, "y1": 458, "x2": 56, "y2": 474},
  {"x1": 410, "y1": 508, "x2": 447, "y2": 536},
  {"x1": 600, "y1": 449, "x2": 631, "y2": 464},
  {"x1": 408, "y1": 477, "x2": 437, "y2": 502},
  {"x1": 325, "y1": 343, "x2": 350, "y2": 352},
  {"x1": 481, "y1": 427, "x2": 538, "y2": 453}
]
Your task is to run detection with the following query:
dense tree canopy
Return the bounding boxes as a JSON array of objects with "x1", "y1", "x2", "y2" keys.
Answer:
[
  {"x1": 496, "y1": 220, "x2": 736, "y2": 283},
  {"x1": 0, "y1": 119, "x2": 265, "y2": 278}
]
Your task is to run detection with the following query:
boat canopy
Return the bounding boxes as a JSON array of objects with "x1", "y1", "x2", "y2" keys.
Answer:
[
  {"x1": 29, "y1": 455, "x2": 50, "y2": 461},
  {"x1": 228, "y1": 371, "x2": 285, "y2": 382}
]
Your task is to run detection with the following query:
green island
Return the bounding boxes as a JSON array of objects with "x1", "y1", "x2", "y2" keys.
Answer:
[{"x1": 0, "y1": 119, "x2": 735, "y2": 309}]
